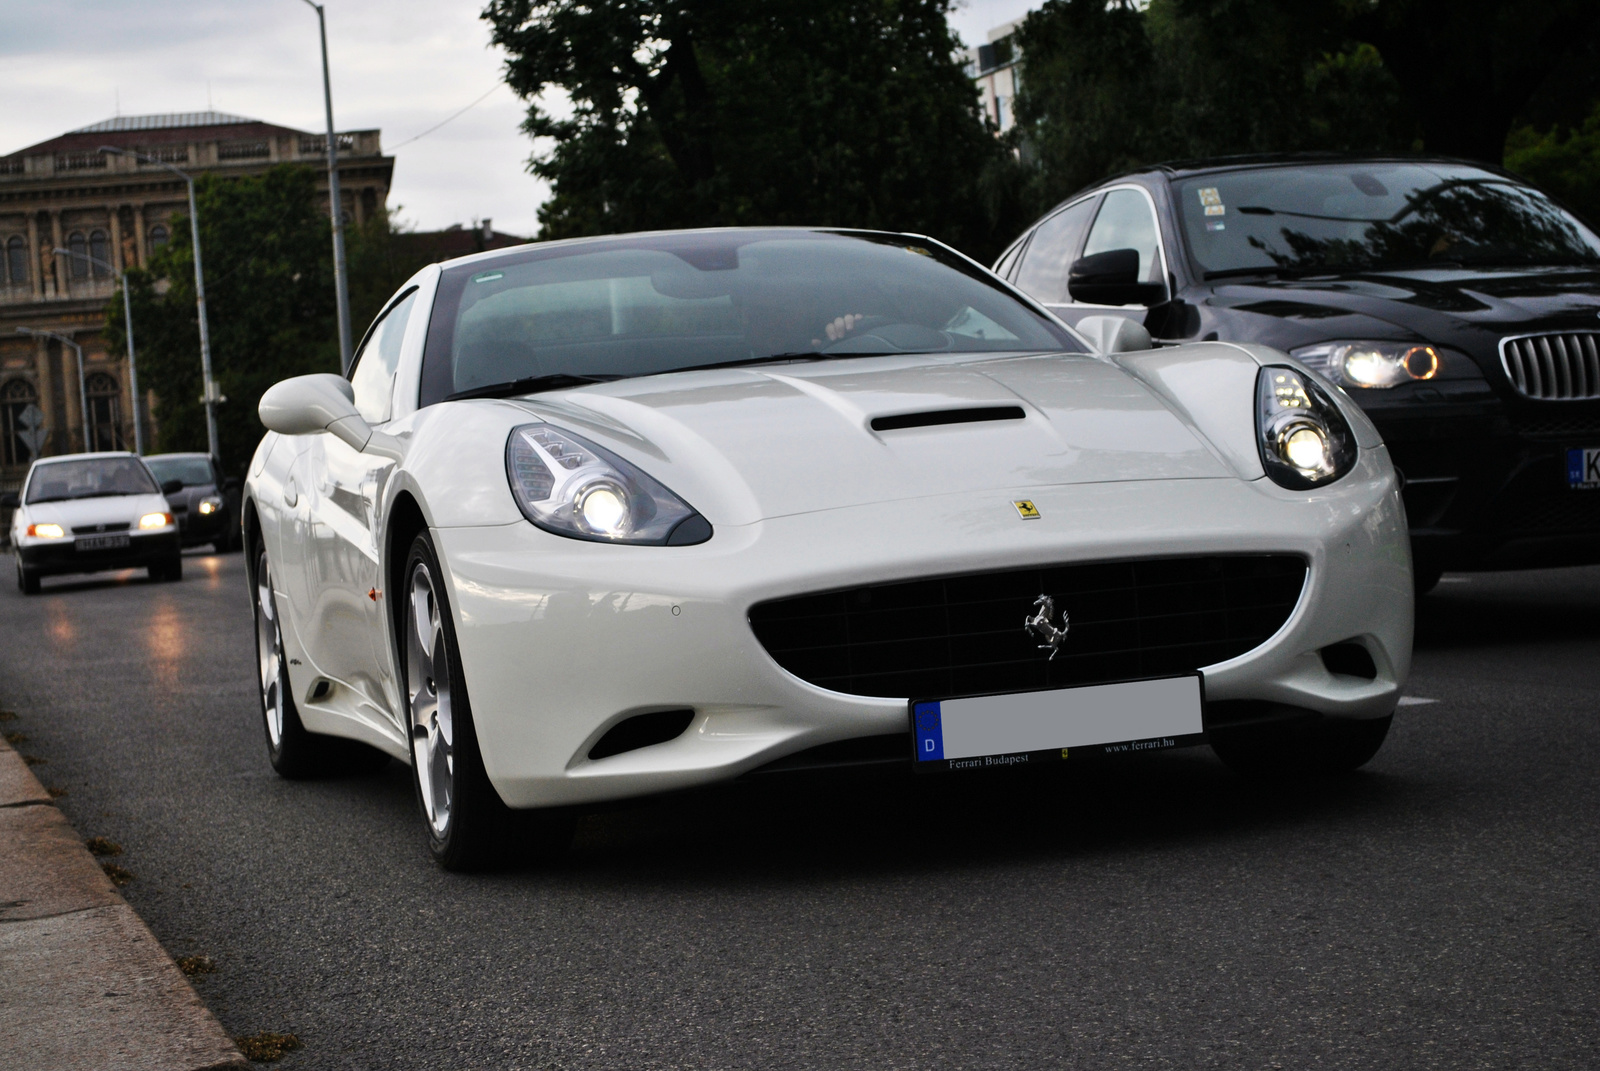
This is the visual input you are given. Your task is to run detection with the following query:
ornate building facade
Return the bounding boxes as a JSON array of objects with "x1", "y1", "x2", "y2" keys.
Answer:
[{"x1": 0, "y1": 111, "x2": 393, "y2": 486}]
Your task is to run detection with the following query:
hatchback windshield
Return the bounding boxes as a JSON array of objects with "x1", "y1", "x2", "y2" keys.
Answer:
[
  {"x1": 145, "y1": 457, "x2": 215, "y2": 487},
  {"x1": 1175, "y1": 163, "x2": 1600, "y2": 277},
  {"x1": 419, "y1": 229, "x2": 1080, "y2": 404},
  {"x1": 26, "y1": 457, "x2": 159, "y2": 503}
]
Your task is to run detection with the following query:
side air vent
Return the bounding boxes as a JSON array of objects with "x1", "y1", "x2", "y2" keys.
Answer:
[
  {"x1": 870, "y1": 406, "x2": 1025, "y2": 432},
  {"x1": 588, "y1": 709, "x2": 695, "y2": 760},
  {"x1": 1320, "y1": 641, "x2": 1377, "y2": 680}
]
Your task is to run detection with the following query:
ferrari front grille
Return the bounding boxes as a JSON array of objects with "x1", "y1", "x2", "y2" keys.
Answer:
[
  {"x1": 748, "y1": 555, "x2": 1307, "y2": 700},
  {"x1": 1500, "y1": 331, "x2": 1600, "y2": 400}
]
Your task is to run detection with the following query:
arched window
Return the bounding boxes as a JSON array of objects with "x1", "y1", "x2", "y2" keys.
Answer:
[
  {"x1": 1, "y1": 378, "x2": 40, "y2": 467},
  {"x1": 67, "y1": 232, "x2": 89, "y2": 280},
  {"x1": 148, "y1": 225, "x2": 169, "y2": 255},
  {"x1": 6, "y1": 237, "x2": 27, "y2": 287},
  {"x1": 89, "y1": 230, "x2": 111, "y2": 277},
  {"x1": 85, "y1": 372, "x2": 123, "y2": 452}
]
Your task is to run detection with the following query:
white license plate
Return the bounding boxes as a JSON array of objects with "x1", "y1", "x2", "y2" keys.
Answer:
[
  {"x1": 1568, "y1": 448, "x2": 1600, "y2": 489},
  {"x1": 76, "y1": 534, "x2": 130, "y2": 552},
  {"x1": 911, "y1": 676, "x2": 1204, "y2": 772}
]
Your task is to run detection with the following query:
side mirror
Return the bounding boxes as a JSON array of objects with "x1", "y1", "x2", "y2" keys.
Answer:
[
  {"x1": 1068, "y1": 248, "x2": 1167, "y2": 307},
  {"x1": 1076, "y1": 315, "x2": 1153, "y2": 354},
  {"x1": 258, "y1": 373, "x2": 403, "y2": 460},
  {"x1": 0, "y1": 491, "x2": 18, "y2": 509},
  {"x1": 160, "y1": 479, "x2": 184, "y2": 496}
]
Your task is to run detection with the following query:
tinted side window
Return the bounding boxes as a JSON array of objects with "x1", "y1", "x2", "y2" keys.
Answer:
[
  {"x1": 1014, "y1": 197, "x2": 1098, "y2": 303},
  {"x1": 1083, "y1": 188, "x2": 1163, "y2": 285},
  {"x1": 350, "y1": 289, "x2": 417, "y2": 423}
]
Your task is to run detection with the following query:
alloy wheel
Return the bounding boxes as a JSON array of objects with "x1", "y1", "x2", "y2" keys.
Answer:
[
  {"x1": 255, "y1": 551, "x2": 286, "y2": 749},
  {"x1": 407, "y1": 561, "x2": 454, "y2": 838}
]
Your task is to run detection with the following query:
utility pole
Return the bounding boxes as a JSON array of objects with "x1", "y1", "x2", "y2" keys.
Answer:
[
  {"x1": 300, "y1": 0, "x2": 354, "y2": 372},
  {"x1": 17, "y1": 328, "x2": 90, "y2": 453}
]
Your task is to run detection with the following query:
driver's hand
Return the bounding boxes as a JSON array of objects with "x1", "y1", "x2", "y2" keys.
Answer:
[{"x1": 824, "y1": 313, "x2": 866, "y2": 341}]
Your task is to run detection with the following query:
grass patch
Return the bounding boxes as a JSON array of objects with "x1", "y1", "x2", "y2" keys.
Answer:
[
  {"x1": 4, "y1": 731, "x2": 27, "y2": 745},
  {"x1": 47, "y1": 786, "x2": 66, "y2": 798},
  {"x1": 23, "y1": 756, "x2": 45, "y2": 766},
  {"x1": 234, "y1": 1032, "x2": 303, "y2": 1062},
  {"x1": 176, "y1": 954, "x2": 216, "y2": 976},
  {"x1": 101, "y1": 862, "x2": 134, "y2": 886},
  {"x1": 0, "y1": 710, "x2": 15, "y2": 722},
  {"x1": 85, "y1": 836, "x2": 122, "y2": 856}
]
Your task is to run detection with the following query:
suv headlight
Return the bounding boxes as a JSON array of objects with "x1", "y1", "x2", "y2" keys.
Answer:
[
  {"x1": 1291, "y1": 340, "x2": 1482, "y2": 389},
  {"x1": 197, "y1": 495, "x2": 225, "y2": 515},
  {"x1": 1256, "y1": 366, "x2": 1358, "y2": 489},
  {"x1": 505, "y1": 423, "x2": 712, "y2": 545}
]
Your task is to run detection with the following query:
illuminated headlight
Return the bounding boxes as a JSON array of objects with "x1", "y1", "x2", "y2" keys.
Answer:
[
  {"x1": 138, "y1": 512, "x2": 173, "y2": 530},
  {"x1": 1256, "y1": 367, "x2": 1357, "y2": 489},
  {"x1": 197, "y1": 496, "x2": 224, "y2": 515},
  {"x1": 505, "y1": 423, "x2": 712, "y2": 545},
  {"x1": 27, "y1": 523, "x2": 66, "y2": 539},
  {"x1": 1291, "y1": 340, "x2": 1451, "y2": 389}
]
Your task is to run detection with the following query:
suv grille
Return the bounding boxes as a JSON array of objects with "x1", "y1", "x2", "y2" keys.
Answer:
[
  {"x1": 748, "y1": 555, "x2": 1307, "y2": 699},
  {"x1": 1501, "y1": 332, "x2": 1600, "y2": 400}
]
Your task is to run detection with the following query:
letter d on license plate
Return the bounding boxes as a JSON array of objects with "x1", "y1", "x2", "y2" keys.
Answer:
[{"x1": 911, "y1": 675, "x2": 1204, "y2": 772}]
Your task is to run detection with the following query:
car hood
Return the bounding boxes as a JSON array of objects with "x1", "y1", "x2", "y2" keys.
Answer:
[
  {"x1": 21, "y1": 493, "x2": 172, "y2": 530},
  {"x1": 508, "y1": 351, "x2": 1245, "y2": 524},
  {"x1": 1205, "y1": 266, "x2": 1600, "y2": 354}
]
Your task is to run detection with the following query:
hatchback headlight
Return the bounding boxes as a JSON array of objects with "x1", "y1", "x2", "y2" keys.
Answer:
[
  {"x1": 27, "y1": 523, "x2": 66, "y2": 539},
  {"x1": 1291, "y1": 340, "x2": 1481, "y2": 389},
  {"x1": 1256, "y1": 366, "x2": 1358, "y2": 489},
  {"x1": 505, "y1": 423, "x2": 712, "y2": 545},
  {"x1": 197, "y1": 496, "x2": 225, "y2": 515},
  {"x1": 138, "y1": 512, "x2": 173, "y2": 530}
]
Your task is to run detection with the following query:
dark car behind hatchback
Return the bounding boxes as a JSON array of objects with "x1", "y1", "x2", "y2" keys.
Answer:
[
  {"x1": 143, "y1": 453, "x2": 241, "y2": 552},
  {"x1": 995, "y1": 156, "x2": 1600, "y2": 590}
]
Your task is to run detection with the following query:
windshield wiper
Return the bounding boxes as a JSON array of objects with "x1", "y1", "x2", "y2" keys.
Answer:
[{"x1": 444, "y1": 373, "x2": 620, "y2": 402}]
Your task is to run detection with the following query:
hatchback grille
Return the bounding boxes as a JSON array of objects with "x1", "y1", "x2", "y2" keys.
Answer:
[
  {"x1": 1500, "y1": 332, "x2": 1600, "y2": 400},
  {"x1": 748, "y1": 555, "x2": 1307, "y2": 699},
  {"x1": 70, "y1": 522, "x2": 130, "y2": 535}
]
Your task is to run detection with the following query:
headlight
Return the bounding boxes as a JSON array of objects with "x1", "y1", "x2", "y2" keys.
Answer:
[
  {"x1": 1256, "y1": 366, "x2": 1358, "y2": 489},
  {"x1": 1291, "y1": 340, "x2": 1482, "y2": 389},
  {"x1": 505, "y1": 423, "x2": 712, "y2": 545},
  {"x1": 27, "y1": 523, "x2": 66, "y2": 539},
  {"x1": 138, "y1": 512, "x2": 173, "y2": 530},
  {"x1": 197, "y1": 496, "x2": 224, "y2": 515}
]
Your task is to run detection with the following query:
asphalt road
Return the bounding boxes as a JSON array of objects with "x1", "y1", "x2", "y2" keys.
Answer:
[{"x1": 1, "y1": 551, "x2": 1597, "y2": 1069}]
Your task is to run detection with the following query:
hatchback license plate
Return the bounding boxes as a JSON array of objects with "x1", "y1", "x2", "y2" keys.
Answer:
[
  {"x1": 911, "y1": 676, "x2": 1204, "y2": 772},
  {"x1": 76, "y1": 533, "x2": 130, "y2": 552},
  {"x1": 1568, "y1": 448, "x2": 1600, "y2": 489}
]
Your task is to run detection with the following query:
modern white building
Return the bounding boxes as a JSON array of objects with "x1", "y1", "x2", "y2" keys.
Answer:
[{"x1": 962, "y1": 19, "x2": 1025, "y2": 133}]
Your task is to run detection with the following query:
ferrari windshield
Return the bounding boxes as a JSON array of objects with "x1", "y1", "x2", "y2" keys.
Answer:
[
  {"x1": 419, "y1": 229, "x2": 1080, "y2": 404},
  {"x1": 26, "y1": 457, "x2": 159, "y2": 503},
  {"x1": 1176, "y1": 162, "x2": 1600, "y2": 277}
]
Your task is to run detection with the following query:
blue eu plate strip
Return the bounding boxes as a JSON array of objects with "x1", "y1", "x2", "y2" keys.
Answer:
[{"x1": 914, "y1": 701, "x2": 944, "y2": 761}]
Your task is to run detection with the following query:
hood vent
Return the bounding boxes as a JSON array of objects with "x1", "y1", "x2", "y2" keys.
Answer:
[{"x1": 870, "y1": 405, "x2": 1025, "y2": 432}]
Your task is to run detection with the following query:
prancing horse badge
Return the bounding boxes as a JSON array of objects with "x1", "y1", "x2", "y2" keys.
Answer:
[{"x1": 1025, "y1": 594, "x2": 1069, "y2": 660}]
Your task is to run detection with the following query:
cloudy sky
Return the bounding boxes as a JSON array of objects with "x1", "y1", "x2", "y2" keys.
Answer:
[{"x1": 2, "y1": 0, "x2": 1037, "y2": 239}]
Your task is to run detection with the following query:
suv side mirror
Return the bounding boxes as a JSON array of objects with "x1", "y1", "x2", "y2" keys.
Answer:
[
  {"x1": 0, "y1": 491, "x2": 18, "y2": 509},
  {"x1": 1068, "y1": 248, "x2": 1167, "y2": 307},
  {"x1": 258, "y1": 373, "x2": 403, "y2": 461},
  {"x1": 160, "y1": 479, "x2": 184, "y2": 497}
]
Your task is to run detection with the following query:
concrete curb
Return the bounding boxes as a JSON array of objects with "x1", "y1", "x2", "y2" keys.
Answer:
[{"x1": 0, "y1": 736, "x2": 249, "y2": 1071}]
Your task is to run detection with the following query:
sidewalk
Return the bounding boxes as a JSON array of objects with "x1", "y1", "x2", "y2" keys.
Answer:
[{"x1": 0, "y1": 735, "x2": 247, "y2": 1071}]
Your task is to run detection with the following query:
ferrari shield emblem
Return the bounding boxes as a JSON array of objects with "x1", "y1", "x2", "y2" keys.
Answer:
[{"x1": 1013, "y1": 500, "x2": 1041, "y2": 520}]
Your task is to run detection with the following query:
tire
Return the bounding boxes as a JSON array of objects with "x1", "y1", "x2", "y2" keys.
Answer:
[
  {"x1": 165, "y1": 555, "x2": 183, "y2": 582},
  {"x1": 1211, "y1": 714, "x2": 1393, "y2": 779},
  {"x1": 213, "y1": 540, "x2": 230, "y2": 555},
  {"x1": 402, "y1": 531, "x2": 572, "y2": 871},
  {"x1": 17, "y1": 560, "x2": 39, "y2": 595},
  {"x1": 252, "y1": 543, "x2": 389, "y2": 779},
  {"x1": 1413, "y1": 559, "x2": 1444, "y2": 596}
]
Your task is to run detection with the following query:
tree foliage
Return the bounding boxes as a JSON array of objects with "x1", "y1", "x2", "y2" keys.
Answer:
[
  {"x1": 482, "y1": 0, "x2": 1020, "y2": 259},
  {"x1": 1506, "y1": 102, "x2": 1600, "y2": 230},
  {"x1": 104, "y1": 165, "x2": 339, "y2": 474}
]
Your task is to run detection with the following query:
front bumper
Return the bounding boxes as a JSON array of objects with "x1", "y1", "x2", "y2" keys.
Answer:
[
  {"x1": 174, "y1": 506, "x2": 227, "y2": 546},
  {"x1": 432, "y1": 448, "x2": 1412, "y2": 809},
  {"x1": 17, "y1": 530, "x2": 179, "y2": 575}
]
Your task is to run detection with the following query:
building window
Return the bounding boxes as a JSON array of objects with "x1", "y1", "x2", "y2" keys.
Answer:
[
  {"x1": 148, "y1": 224, "x2": 169, "y2": 256},
  {"x1": 67, "y1": 232, "x2": 89, "y2": 280},
  {"x1": 1, "y1": 378, "x2": 39, "y2": 467},
  {"x1": 85, "y1": 372, "x2": 123, "y2": 452},
  {"x1": 89, "y1": 230, "x2": 111, "y2": 277},
  {"x1": 4, "y1": 237, "x2": 25, "y2": 287}
]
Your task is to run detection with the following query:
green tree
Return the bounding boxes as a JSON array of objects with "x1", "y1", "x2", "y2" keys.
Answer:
[
  {"x1": 482, "y1": 0, "x2": 1019, "y2": 259},
  {"x1": 104, "y1": 164, "x2": 338, "y2": 474},
  {"x1": 1506, "y1": 101, "x2": 1600, "y2": 229}
]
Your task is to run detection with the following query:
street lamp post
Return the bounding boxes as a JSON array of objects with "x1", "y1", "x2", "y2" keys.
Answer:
[
  {"x1": 98, "y1": 146, "x2": 221, "y2": 465},
  {"x1": 55, "y1": 247, "x2": 143, "y2": 455},
  {"x1": 17, "y1": 328, "x2": 90, "y2": 453},
  {"x1": 299, "y1": 0, "x2": 354, "y2": 372}
]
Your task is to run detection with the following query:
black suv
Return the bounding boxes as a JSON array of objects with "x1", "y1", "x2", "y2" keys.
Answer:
[
  {"x1": 143, "y1": 453, "x2": 241, "y2": 553},
  {"x1": 996, "y1": 156, "x2": 1600, "y2": 591}
]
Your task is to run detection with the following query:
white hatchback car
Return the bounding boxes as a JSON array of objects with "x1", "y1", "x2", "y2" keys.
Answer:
[
  {"x1": 6, "y1": 452, "x2": 182, "y2": 593},
  {"x1": 246, "y1": 227, "x2": 1414, "y2": 870}
]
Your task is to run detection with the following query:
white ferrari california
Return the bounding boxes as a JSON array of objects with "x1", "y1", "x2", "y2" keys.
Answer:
[{"x1": 247, "y1": 227, "x2": 1412, "y2": 869}]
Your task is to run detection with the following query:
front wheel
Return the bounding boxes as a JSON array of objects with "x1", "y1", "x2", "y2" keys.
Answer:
[
  {"x1": 403, "y1": 531, "x2": 571, "y2": 871},
  {"x1": 17, "y1": 560, "x2": 39, "y2": 595},
  {"x1": 1210, "y1": 714, "x2": 1393, "y2": 779}
]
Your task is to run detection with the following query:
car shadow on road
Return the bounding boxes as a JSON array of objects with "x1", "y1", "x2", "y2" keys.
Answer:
[{"x1": 1417, "y1": 566, "x2": 1600, "y2": 651}]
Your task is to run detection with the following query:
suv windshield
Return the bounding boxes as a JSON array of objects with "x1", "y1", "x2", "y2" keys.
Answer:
[
  {"x1": 145, "y1": 457, "x2": 215, "y2": 487},
  {"x1": 1175, "y1": 162, "x2": 1600, "y2": 277},
  {"x1": 26, "y1": 457, "x2": 159, "y2": 503},
  {"x1": 419, "y1": 229, "x2": 1080, "y2": 404}
]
